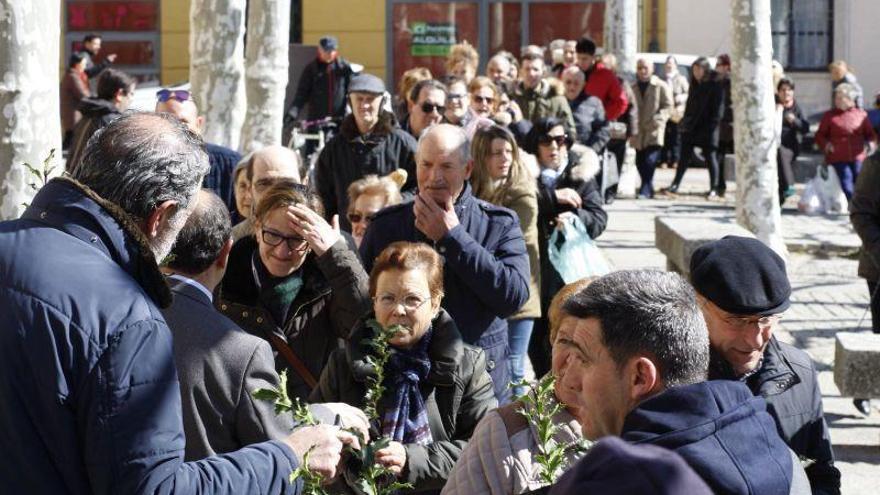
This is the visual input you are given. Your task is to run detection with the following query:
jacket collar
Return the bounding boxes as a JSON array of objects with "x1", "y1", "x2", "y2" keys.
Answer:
[
  {"x1": 22, "y1": 177, "x2": 172, "y2": 308},
  {"x1": 168, "y1": 275, "x2": 214, "y2": 308},
  {"x1": 347, "y1": 309, "x2": 464, "y2": 387},
  {"x1": 708, "y1": 337, "x2": 800, "y2": 396},
  {"x1": 340, "y1": 111, "x2": 396, "y2": 141}
]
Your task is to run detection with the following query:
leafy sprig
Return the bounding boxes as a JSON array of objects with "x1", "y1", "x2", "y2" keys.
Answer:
[{"x1": 20, "y1": 149, "x2": 57, "y2": 208}]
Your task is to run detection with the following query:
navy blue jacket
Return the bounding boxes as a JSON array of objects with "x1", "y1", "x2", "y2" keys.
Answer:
[
  {"x1": 203, "y1": 142, "x2": 241, "y2": 214},
  {"x1": 359, "y1": 183, "x2": 531, "y2": 402},
  {"x1": 622, "y1": 380, "x2": 805, "y2": 495},
  {"x1": 0, "y1": 178, "x2": 300, "y2": 494}
]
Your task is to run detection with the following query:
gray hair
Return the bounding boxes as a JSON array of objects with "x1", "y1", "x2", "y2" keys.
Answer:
[
  {"x1": 834, "y1": 82, "x2": 860, "y2": 101},
  {"x1": 562, "y1": 270, "x2": 709, "y2": 387},
  {"x1": 72, "y1": 111, "x2": 209, "y2": 219},
  {"x1": 561, "y1": 65, "x2": 585, "y2": 82},
  {"x1": 417, "y1": 123, "x2": 470, "y2": 166}
]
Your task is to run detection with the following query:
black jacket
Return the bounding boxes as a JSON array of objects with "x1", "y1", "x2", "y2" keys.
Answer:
[
  {"x1": 710, "y1": 338, "x2": 841, "y2": 495},
  {"x1": 780, "y1": 101, "x2": 811, "y2": 156},
  {"x1": 310, "y1": 310, "x2": 497, "y2": 491},
  {"x1": 679, "y1": 72, "x2": 725, "y2": 148},
  {"x1": 203, "y1": 142, "x2": 242, "y2": 214},
  {"x1": 67, "y1": 98, "x2": 122, "y2": 173},
  {"x1": 216, "y1": 236, "x2": 371, "y2": 401},
  {"x1": 287, "y1": 56, "x2": 353, "y2": 122},
  {"x1": 568, "y1": 93, "x2": 611, "y2": 154},
  {"x1": 314, "y1": 112, "x2": 418, "y2": 231}
]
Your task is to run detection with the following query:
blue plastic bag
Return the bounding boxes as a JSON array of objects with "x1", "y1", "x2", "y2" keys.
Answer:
[{"x1": 548, "y1": 215, "x2": 611, "y2": 283}]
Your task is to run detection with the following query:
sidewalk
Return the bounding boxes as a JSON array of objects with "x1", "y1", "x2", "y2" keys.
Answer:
[{"x1": 599, "y1": 167, "x2": 879, "y2": 494}]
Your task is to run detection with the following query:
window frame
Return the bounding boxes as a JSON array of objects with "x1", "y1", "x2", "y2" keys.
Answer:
[{"x1": 770, "y1": 0, "x2": 833, "y2": 72}]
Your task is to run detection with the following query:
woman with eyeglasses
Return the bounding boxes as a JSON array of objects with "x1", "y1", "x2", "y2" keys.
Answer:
[
  {"x1": 470, "y1": 124, "x2": 541, "y2": 397},
  {"x1": 216, "y1": 179, "x2": 370, "y2": 401},
  {"x1": 346, "y1": 172, "x2": 404, "y2": 247},
  {"x1": 311, "y1": 241, "x2": 496, "y2": 491},
  {"x1": 522, "y1": 117, "x2": 607, "y2": 376}
]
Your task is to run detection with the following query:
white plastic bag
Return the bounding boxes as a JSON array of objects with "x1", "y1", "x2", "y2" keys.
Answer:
[
  {"x1": 547, "y1": 215, "x2": 611, "y2": 283},
  {"x1": 811, "y1": 165, "x2": 848, "y2": 214},
  {"x1": 797, "y1": 180, "x2": 821, "y2": 214}
]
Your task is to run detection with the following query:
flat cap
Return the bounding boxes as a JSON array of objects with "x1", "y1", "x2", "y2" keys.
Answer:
[
  {"x1": 319, "y1": 36, "x2": 338, "y2": 51},
  {"x1": 689, "y1": 236, "x2": 791, "y2": 316},
  {"x1": 349, "y1": 73, "x2": 386, "y2": 95}
]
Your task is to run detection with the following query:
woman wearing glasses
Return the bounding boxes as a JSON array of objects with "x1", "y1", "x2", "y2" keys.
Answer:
[
  {"x1": 216, "y1": 180, "x2": 370, "y2": 401},
  {"x1": 522, "y1": 117, "x2": 607, "y2": 375},
  {"x1": 311, "y1": 241, "x2": 496, "y2": 491},
  {"x1": 346, "y1": 172, "x2": 404, "y2": 248}
]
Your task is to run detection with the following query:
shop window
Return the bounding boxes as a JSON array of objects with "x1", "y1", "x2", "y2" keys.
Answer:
[{"x1": 770, "y1": 0, "x2": 832, "y2": 71}]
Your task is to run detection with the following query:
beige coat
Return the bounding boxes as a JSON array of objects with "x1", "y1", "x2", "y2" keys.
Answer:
[
  {"x1": 665, "y1": 72, "x2": 689, "y2": 123},
  {"x1": 631, "y1": 75, "x2": 674, "y2": 150}
]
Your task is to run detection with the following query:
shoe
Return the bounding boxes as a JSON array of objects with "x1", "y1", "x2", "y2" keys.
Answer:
[
  {"x1": 716, "y1": 188, "x2": 726, "y2": 198},
  {"x1": 706, "y1": 190, "x2": 719, "y2": 199},
  {"x1": 853, "y1": 398, "x2": 872, "y2": 416},
  {"x1": 664, "y1": 183, "x2": 680, "y2": 194}
]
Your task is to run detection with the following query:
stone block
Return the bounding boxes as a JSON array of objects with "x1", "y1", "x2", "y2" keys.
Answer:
[
  {"x1": 834, "y1": 332, "x2": 880, "y2": 398},
  {"x1": 655, "y1": 216, "x2": 754, "y2": 276}
]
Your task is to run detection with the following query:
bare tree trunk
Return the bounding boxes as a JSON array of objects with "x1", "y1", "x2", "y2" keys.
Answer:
[
  {"x1": 731, "y1": 0, "x2": 787, "y2": 257},
  {"x1": 189, "y1": 0, "x2": 246, "y2": 150},
  {"x1": 604, "y1": 0, "x2": 638, "y2": 80},
  {"x1": 0, "y1": 0, "x2": 61, "y2": 220},
  {"x1": 239, "y1": 0, "x2": 291, "y2": 154}
]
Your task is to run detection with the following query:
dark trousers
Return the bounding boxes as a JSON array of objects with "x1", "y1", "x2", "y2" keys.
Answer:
[
  {"x1": 831, "y1": 161, "x2": 862, "y2": 200},
  {"x1": 867, "y1": 281, "x2": 880, "y2": 334},
  {"x1": 777, "y1": 146, "x2": 797, "y2": 203},
  {"x1": 636, "y1": 146, "x2": 663, "y2": 197},
  {"x1": 662, "y1": 122, "x2": 681, "y2": 164},
  {"x1": 672, "y1": 142, "x2": 722, "y2": 191}
]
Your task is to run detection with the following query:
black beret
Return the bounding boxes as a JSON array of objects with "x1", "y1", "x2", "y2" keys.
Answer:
[
  {"x1": 319, "y1": 36, "x2": 338, "y2": 51},
  {"x1": 349, "y1": 73, "x2": 386, "y2": 95},
  {"x1": 689, "y1": 236, "x2": 791, "y2": 316}
]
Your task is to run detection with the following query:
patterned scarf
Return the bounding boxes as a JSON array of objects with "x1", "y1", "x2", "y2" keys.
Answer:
[{"x1": 380, "y1": 328, "x2": 434, "y2": 446}]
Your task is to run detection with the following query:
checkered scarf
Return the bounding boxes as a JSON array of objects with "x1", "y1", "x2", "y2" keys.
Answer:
[{"x1": 380, "y1": 329, "x2": 434, "y2": 446}]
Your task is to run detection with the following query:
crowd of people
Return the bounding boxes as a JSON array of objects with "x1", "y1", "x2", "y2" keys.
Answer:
[{"x1": 10, "y1": 32, "x2": 874, "y2": 494}]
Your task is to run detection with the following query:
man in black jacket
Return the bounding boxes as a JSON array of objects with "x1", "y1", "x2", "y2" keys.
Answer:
[
  {"x1": 691, "y1": 236, "x2": 841, "y2": 495},
  {"x1": 314, "y1": 73, "x2": 417, "y2": 231},
  {"x1": 285, "y1": 36, "x2": 353, "y2": 126},
  {"x1": 561, "y1": 66, "x2": 610, "y2": 154},
  {"x1": 81, "y1": 33, "x2": 117, "y2": 80}
]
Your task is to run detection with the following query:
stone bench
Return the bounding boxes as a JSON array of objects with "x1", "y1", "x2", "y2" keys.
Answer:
[
  {"x1": 834, "y1": 332, "x2": 880, "y2": 399},
  {"x1": 655, "y1": 216, "x2": 755, "y2": 277}
]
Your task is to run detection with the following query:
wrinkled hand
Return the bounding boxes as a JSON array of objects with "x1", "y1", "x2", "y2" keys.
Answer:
[
  {"x1": 106, "y1": 53, "x2": 117, "y2": 63},
  {"x1": 825, "y1": 143, "x2": 835, "y2": 155},
  {"x1": 508, "y1": 100, "x2": 524, "y2": 123},
  {"x1": 287, "y1": 205, "x2": 340, "y2": 256},
  {"x1": 414, "y1": 192, "x2": 459, "y2": 242},
  {"x1": 784, "y1": 112, "x2": 797, "y2": 125},
  {"x1": 555, "y1": 188, "x2": 582, "y2": 208},
  {"x1": 285, "y1": 425, "x2": 360, "y2": 481},
  {"x1": 308, "y1": 403, "x2": 370, "y2": 443},
  {"x1": 555, "y1": 211, "x2": 576, "y2": 230},
  {"x1": 867, "y1": 141, "x2": 878, "y2": 156},
  {"x1": 375, "y1": 441, "x2": 407, "y2": 476}
]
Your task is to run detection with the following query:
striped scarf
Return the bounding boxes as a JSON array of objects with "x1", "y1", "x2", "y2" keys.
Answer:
[{"x1": 380, "y1": 329, "x2": 434, "y2": 446}]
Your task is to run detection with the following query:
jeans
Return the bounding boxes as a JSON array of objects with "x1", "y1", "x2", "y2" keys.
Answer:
[
  {"x1": 636, "y1": 146, "x2": 663, "y2": 197},
  {"x1": 831, "y1": 161, "x2": 862, "y2": 200},
  {"x1": 507, "y1": 318, "x2": 534, "y2": 397}
]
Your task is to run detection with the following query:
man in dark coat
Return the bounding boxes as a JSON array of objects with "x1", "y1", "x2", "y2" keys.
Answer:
[
  {"x1": 314, "y1": 73, "x2": 417, "y2": 231},
  {"x1": 551, "y1": 270, "x2": 809, "y2": 495},
  {"x1": 156, "y1": 89, "x2": 242, "y2": 214},
  {"x1": 0, "y1": 112, "x2": 352, "y2": 493},
  {"x1": 691, "y1": 236, "x2": 841, "y2": 495},
  {"x1": 285, "y1": 36, "x2": 353, "y2": 125},
  {"x1": 360, "y1": 124, "x2": 531, "y2": 404},
  {"x1": 561, "y1": 66, "x2": 610, "y2": 154}
]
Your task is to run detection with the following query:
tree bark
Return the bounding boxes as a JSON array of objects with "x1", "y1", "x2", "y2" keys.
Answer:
[
  {"x1": 0, "y1": 0, "x2": 62, "y2": 220},
  {"x1": 239, "y1": 0, "x2": 291, "y2": 154},
  {"x1": 189, "y1": 0, "x2": 247, "y2": 150},
  {"x1": 603, "y1": 0, "x2": 638, "y2": 80},
  {"x1": 731, "y1": 0, "x2": 787, "y2": 257}
]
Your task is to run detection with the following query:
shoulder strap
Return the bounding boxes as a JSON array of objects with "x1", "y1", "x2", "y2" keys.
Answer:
[
  {"x1": 264, "y1": 330, "x2": 318, "y2": 390},
  {"x1": 496, "y1": 400, "x2": 530, "y2": 437}
]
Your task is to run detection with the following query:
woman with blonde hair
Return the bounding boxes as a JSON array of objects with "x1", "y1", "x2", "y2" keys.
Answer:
[
  {"x1": 446, "y1": 41, "x2": 479, "y2": 83},
  {"x1": 346, "y1": 171, "x2": 405, "y2": 247},
  {"x1": 471, "y1": 123, "x2": 540, "y2": 396},
  {"x1": 395, "y1": 67, "x2": 433, "y2": 122}
]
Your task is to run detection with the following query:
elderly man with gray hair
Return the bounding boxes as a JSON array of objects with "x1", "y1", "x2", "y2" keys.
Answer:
[
  {"x1": 360, "y1": 124, "x2": 531, "y2": 404},
  {"x1": 0, "y1": 112, "x2": 355, "y2": 493}
]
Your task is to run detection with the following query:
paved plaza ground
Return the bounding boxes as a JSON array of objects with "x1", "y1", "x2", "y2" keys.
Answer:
[{"x1": 597, "y1": 165, "x2": 880, "y2": 493}]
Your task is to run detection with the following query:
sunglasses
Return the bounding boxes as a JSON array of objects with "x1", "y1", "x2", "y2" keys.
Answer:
[
  {"x1": 539, "y1": 134, "x2": 569, "y2": 147},
  {"x1": 156, "y1": 89, "x2": 192, "y2": 103},
  {"x1": 420, "y1": 102, "x2": 446, "y2": 114},
  {"x1": 472, "y1": 95, "x2": 495, "y2": 104},
  {"x1": 346, "y1": 211, "x2": 378, "y2": 224}
]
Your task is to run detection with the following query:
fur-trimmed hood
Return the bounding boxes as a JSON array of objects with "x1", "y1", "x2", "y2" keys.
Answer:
[
  {"x1": 340, "y1": 110, "x2": 398, "y2": 141},
  {"x1": 565, "y1": 143, "x2": 601, "y2": 182},
  {"x1": 515, "y1": 79, "x2": 565, "y2": 100}
]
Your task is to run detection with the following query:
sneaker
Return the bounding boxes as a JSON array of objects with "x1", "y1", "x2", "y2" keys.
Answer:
[{"x1": 853, "y1": 398, "x2": 872, "y2": 416}]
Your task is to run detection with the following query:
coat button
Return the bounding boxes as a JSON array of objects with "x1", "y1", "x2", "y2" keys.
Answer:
[
  {"x1": 256, "y1": 317, "x2": 263, "y2": 323},
  {"x1": 487, "y1": 359, "x2": 495, "y2": 370},
  {"x1": 40, "y1": 211, "x2": 47, "y2": 219},
  {"x1": 221, "y1": 304, "x2": 228, "y2": 310},
  {"x1": 438, "y1": 246, "x2": 446, "y2": 254},
  {"x1": 242, "y1": 311, "x2": 249, "y2": 318}
]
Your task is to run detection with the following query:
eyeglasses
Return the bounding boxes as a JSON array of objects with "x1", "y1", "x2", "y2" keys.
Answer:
[
  {"x1": 539, "y1": 135, "x2": 569, "y2": 147},
  {"x1": 447, "y1": 93, "x2": 466, "y2": 101},
  {"x1": 156, "y1": 89, "x2": 192, "y2": 103},
  {"x1": 723, "y1": 314, "x2": 782, "y2": 331},
  {"x1": 346, "y1": 211, "x2": 377, "y2": 224},
  {"x1": 261, "y1": 229, "x2": 309, "y2": 252},
  {"x1": 472, "y1": 95, "x2": 495, "y2": 104},
  {"x1": 374, "y1": 293, "x2": 430, "y2": 312},
  {"x1": 420, "y1": 102, "x2": 446, "y2": 114}
]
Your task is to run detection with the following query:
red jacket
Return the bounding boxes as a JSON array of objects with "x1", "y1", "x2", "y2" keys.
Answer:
[
  {"x1": 583, "y1": 62, "x2": 629, "y2": 120},
  {"x1": 815, "y1": 107, "x2": 878, "y2": 163}
]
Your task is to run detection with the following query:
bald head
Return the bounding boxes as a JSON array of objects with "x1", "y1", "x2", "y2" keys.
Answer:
[
  {"x1": 156, "y1": 98, "x2": 203, "y2": 134},
  {"x1": 416, "y1": 124, "x2": 473, "y2": 206},
  {"x1": 248, "y1": 145, "x2": 302, "y2": 209}
]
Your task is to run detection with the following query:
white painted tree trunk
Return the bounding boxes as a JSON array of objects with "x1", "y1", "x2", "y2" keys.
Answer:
[
  {"x1": 239, "y1": 0, "x2": 291, "y2": 154},
  {"x1": 189, "y1": 0, "x2": 247, "y2": 150},
  {"x1": 0, "y1": 0, "x2": 62, "y2": 220},
  {"x1": 604, "y1": 0, "x2": 638, "y2": 80},
  {"x1": 731, "y1": 0, "x2": 787, "y2": 258}
]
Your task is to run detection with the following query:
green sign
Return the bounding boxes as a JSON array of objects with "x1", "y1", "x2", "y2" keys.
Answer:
[{"x1": 410, "y1": 22, "x2": 456, "y2": 57}]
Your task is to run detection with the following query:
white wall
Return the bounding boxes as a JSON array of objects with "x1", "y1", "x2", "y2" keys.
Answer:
[{"x1": 665, "y1": 0, "x2": 880, "y2": 118}]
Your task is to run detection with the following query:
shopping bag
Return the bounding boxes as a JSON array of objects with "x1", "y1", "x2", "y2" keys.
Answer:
[
  {"x1": 548, "y1": 215, "x2": 611, "y2": 283},
  {"x1": 812, "y1": 165, "x2": 848, "y2": 214},
  {"x1": 797, "y1": 180, "x2": 821, "y2": 214}
]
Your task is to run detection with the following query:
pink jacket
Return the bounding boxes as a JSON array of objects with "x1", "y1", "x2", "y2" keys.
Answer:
[{"x1": 815, "y1": 107, "x2": 878, "y2": 163}]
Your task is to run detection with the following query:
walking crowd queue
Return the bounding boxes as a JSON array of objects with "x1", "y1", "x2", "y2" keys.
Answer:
[{"x1": 9, "y1": 31, "x2": 879, "y2": 495}]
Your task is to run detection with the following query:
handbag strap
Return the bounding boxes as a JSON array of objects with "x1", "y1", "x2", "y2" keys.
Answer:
[{"x1": 263, "y1": 330, "x2": 318, "y2": 390}]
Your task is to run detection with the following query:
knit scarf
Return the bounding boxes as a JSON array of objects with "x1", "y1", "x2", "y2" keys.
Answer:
[
  {"x1": 253, "y1": 251, "x2": 304, "y2": 326},
  {"x1": 380, "y1": 328, "x2": 434, "y2": 446}
]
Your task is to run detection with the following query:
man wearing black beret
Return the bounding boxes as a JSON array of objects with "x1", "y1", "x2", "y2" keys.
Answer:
[{"x1": 690, "y1": 236, "x2": 841, "y2": 495}]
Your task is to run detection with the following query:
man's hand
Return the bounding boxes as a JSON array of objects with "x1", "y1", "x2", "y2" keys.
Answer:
[
  {"x1": 106, "y1": 53, "x2": 117, "y2": 63},
  {"x1": 308, "y1": 403, "x2": 370, "y2": 443},
  {"x1": 414, "y1": 192, "x2": 459, "y2": 242},
  {"x1": 555, "y1": 188, "x2": 582, "y2": 208},
  {"x1": 825, "y1": 143, "x2": 835, "y2": 155},
  {"x1": 284, "y1": 425, "x2": 360, "y2": 481},
  {"x1": 375, "y1": 441, "x2": 407, "y2": 476},
  {"x1": 867, "y1": 141, "x2": 878, "y2": 156},
  {"x1": 287, "y1": 205, "x2": 341, "y2": 256}
]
